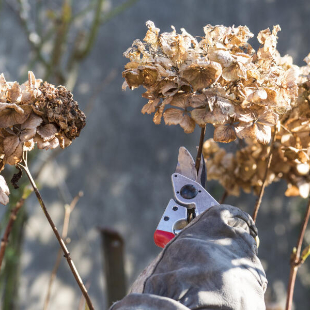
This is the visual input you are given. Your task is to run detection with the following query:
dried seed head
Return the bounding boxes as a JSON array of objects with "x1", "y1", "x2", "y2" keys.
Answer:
[
  {"x1": 0, "y1": 71, "x2": 86, "y2": 205},
  {"x1": 123, "y1": 22, "x2": 297, "y2": 144},
  {"x1": 123, "y1": 21, "x2": 310, "y2": 198}
]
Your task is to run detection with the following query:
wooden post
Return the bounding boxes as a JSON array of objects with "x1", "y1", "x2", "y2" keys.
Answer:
[{"x1": 99, "y1": 227, "x2": 127, "y2": 308}]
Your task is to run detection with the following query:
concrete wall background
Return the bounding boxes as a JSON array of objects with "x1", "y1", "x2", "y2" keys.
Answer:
[{"x1": 0, "y1": 0, "x2": 310, "y2": 309}]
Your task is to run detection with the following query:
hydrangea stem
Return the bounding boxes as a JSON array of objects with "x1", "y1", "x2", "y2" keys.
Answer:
[
  {"x1": 285, "y1": 198, "x2": 310, "y2": 310},
  {"x1": 252, "y1": 127, "x2": 276, "y2": 222},
  {"x1": 195, "y1": 126, "x2": 206, "y2": 173},
  {"x1": 0, "y1": 197, "x2": 25, "y2": 270},
  {"x1": 18, "y1": 158, "x2": 94, "y2": 310},
  {"x1": 43, "y1": 191, "x2": 83, "y2": 310}
]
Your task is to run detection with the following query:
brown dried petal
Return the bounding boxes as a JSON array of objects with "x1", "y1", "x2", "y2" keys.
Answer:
[
  {"x1": 0, "y1": 74, "x2": 6, "y2": 90},
  {"x1": 203, "y1": 139, "x2": 220, "y2": 158},
  {"x1": 285, "y1": 184, "x2": 300, "y2": 197},
  {"x1": 163, "y1": 108, "x2": 183, "y2": 125},
  {"x1": 170, "y1": 93, "x2": 190, "y2": 109},
  {"x1": 214, "y1": 124, "x2": 237, "y2": 143},
  {"x1": 282, "y1": 66, "x2": 299, "y2": 89},
  {"x1": 122, "y1": 69, "x2": 144, "y2": 89},
  {"x1": 58, "y1": 135, "x2": 72, "y2": 149},
  {"x1": 141, "y1": 98, "x2": 160, "y2": 114},
  {"x1": 153, "y1": 108, "x2": 163, "y2": 125},
  {"x1": 204, "y1": 107, "x2": 230, "y2": 125},
  {"x1": 257, "y1": 111, "x2": 278, "y2": 126},
  {"x1": 215, "y1": 97, "x2": 235, "y2": 116},
  {"x1": 144, "y1": 20, "x2": 160, "y2": 45},
  {"x1": 3, "y1": 136, "x2": 20, "y2": 158},
  {"x1": 141, "y1": 67, "x2": 159, "y2": 87},
  {"x1": 189, "y1": 93, "x2": 207, "y2": 108},
  {"x1": 235, "y1": 122, "x2": 257, "y2": 140},
  {"x1": 35, "y1": 135, "x2": 59, "y2": 150},
  {"x1": 21, "y1": 91, "x2": 33, "y2": 104},
  {"x1": 180, "y1": 62, "x2": 222, "y2": 91},
  {"x1": 163, "y1": 108, "x2": 195, "y2": 133},
  {"x1": 21, "y1": 113, "x2": 43, "y2": 130},
  {"x1": 122, "y1": 80, "x2": 129, "y2": 91},
  {"x1": 160, "y1": 81, "x2": 178, "y2": 96},
  {"x1": 0, "y1": 104, "x2": 31, "y2": 128},
  {"x1": 209, "y1": 50, "x2": 234, "y2": 67},
  {"x1": 7, "y1": 82, "x2": 21, "y2": 103},
  {"x1": 284, "y1": 147, "x2": 309, "y2": 163},
  {"x1": 222, "y1": 63, "x2": 246, "y2": 81},
  {"x1": 20, "y1": 128, "x2": 37, "y2": 142},
  {"x1": 37, "y1": 124, "x2": 58, "y2": 142},
  {"x1": 0, "y1": 175, "x2": 9, "y2": 205},
  {"x1": 179, "y1": 114, "x2": 195, "y2": 133},
  {"x1": 6, "y1": 143, "x2": 23, "y2": 165},
  {"x1": 191, "y1": 108, "x2": 209, "y2": 126},
  {"x1": 245, "y1": 88, "x2": 267, "y2": 103},
  {"x1": 255, "y1": 123, "x2": 272, "y2": 144}
]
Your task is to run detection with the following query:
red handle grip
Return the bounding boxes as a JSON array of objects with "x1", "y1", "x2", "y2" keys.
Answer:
[{"x1": 154, "y1": 230, "x2": 175, "y2": 248}]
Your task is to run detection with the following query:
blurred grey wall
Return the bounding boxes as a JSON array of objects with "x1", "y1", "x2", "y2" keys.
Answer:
[{"x1": 1, "y1": 0, "x2": 310, "y2": 309}]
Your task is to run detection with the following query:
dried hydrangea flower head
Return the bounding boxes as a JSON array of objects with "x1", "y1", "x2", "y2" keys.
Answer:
[
  {"x1": 123, "y1": 21, "x2": 298, "y2": 142},
  {"x1": 203, "y1": 53, "x2": 310, "y2": 199},
  {"x1": 0, "y1": 71, "x2": 86, "y2": 205}
]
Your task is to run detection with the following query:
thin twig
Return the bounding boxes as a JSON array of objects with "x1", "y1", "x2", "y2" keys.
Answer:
[
  {"x1": 100, "y1": 0, "x2": 139, "y2": 26},
  {"x1": 0, "y1": 198, "x2": 25, "y2": 270},
  {"x1": 285, "y1": 198, "x2": 310, "y2": 310},
  {"x1": 252, "y1": 127, "x2": 276, "y2": 222},
  {"x1": 69, "y1": 0, "x2": 104, "y2": 63},
  {"x1": 195, "y1": 126, "x2": 206, "y2": 173},
  {"x1": 43, "y1": 191, "x2": 83, "y2": 310},
  {"x1": 219, "y1": 190, "x2": 228, "y2": 204},
  {"x1": 17, "y1": 156, "x2": 94, "y2": 310},
  {"x1": 6, "y1": 0, "x2": 48, "y2": 68},
  {"x1": 45, "y1": 0, "x2": 72, "y2": 83}
]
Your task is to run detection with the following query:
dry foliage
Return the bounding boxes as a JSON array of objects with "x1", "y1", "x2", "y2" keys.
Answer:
[
  {"x1": 123, "y1": 21, "x2": 298, "y2": 140},
  {"x1": 123, "y1": 21, "x2": 310, "y2": 199},
  {"x1": 0, "y1": 72, "x2": 86, "y2": 205},
  {"x1": 203, "y1": 55, "x2": 310, "y2": 199}
]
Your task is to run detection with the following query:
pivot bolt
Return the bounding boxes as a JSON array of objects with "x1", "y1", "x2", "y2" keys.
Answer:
[{"x1": 180, "y1": 184, "x2": 198, "y2": 199}]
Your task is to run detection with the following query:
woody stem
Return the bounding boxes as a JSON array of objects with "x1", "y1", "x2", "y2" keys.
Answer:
[
  {"x1": 285, "y1": 198, "x2": 310, "y2": 310},
  {"x1": 17, "y1": 157, "x2": 94, "y2": 310},
  {"x1": 252, "y1": 126, "x2": 276, "y2": 222},
  {"x1": 195, "y1": 126, "x2": 206, "y2": 173}
]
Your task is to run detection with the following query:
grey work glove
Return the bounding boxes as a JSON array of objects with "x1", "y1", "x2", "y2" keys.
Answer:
[{"x1": 110, "y1": 204, "x2": 268, "y2": 310}]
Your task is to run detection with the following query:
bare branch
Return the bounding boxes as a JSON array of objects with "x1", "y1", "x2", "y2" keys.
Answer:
[
  {"x1": 43, "y1": 191, "x2": 83, "y2": 310},
  {"x1": 195, "y1": 126, "x2": 206, "y2": 173},
  {"x1": 285, "y1": 198, "x2": 310, "y2": 310},
  {"x1": 252, "y1": 127, "x2": 276, "y2": 222},
  {"x1": 0, "y1": 198, "x2": 25, "y2": 270},
  {"x1": 18, "y1": 157, "x2": 94, "y2": 310}
]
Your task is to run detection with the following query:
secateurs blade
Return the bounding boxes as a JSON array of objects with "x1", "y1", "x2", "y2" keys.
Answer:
[{"x1": 154, "y1": 147, "x2": 218, "y2": 248}]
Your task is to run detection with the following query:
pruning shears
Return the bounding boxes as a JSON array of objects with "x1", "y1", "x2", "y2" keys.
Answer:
[{"x1": 154, "y1": 147, "x2": 218, "y2": 248}]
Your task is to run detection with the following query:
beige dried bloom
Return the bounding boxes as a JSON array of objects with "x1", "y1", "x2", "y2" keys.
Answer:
[
  {"x1": 203, "y1": 78, "x2": 310, "y2": 199},
  {"x1": 0, "y1": 71, "x2": 86, "y2": 205},
  {"x1": 123, "y1": 21, "x2": 298, "y2": 139},
  {"x1": 202, "y1": 54, "x2": 310, "y2": 199}
]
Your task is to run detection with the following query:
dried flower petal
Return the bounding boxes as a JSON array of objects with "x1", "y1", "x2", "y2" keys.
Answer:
[
  {"x1": 141, "y1": 98, "x2": 160, "y2": 114},
  {"x1": 37, "y1": 124, "x2": 58, "y2": 142},
  {"x1": 0, "y1": 175, "x2": 9, "y2": 205},
  {"x1": 214, "y1": 124, "x2": 237, "y2": 143},
  {"x1": 181, "y1": 62, "x2": 222, "y2": 91}
]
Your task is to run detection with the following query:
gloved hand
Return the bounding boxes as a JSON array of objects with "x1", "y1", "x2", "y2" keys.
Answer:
[{"x1": 110, "y1": 204, "x2": 268, "y2": 310}]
